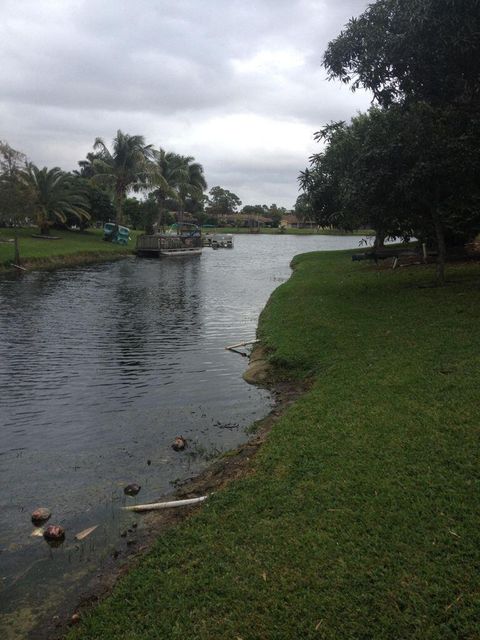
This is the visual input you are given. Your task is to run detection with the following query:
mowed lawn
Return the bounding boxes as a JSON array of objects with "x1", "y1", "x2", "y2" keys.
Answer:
[
  {"x1": 0, "y1": 227, "x2": 140, "y2": 268},
  {"x1": 69, "y1": 251, "x2": 480, "y2": 639}
]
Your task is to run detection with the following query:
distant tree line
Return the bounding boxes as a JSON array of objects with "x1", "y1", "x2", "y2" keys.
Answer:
[
  {"x1": 298, "y1": 0, "x2": 480, "y2": 283},
  {"x1": 0, "y1": 131, "x2": 209, "y2": 235},
  {"x1": 0, "y1": 133, "x2": 290, "y2": 234}
]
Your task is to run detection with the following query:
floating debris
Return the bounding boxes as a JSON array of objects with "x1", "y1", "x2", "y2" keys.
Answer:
[
  {"x1": 43, "y1": 525, "x2": 65, "y2": 544},
  {"x1": 30, "y1": 527, "x2": 44, "y2": 538},
  {"x1": 31, "y1": 508, "x2": 51, "y2": 525},
  {"x1": 124, "y1": 484, "x2": 141, "y2": 496},
  {"x1": 172, "y1": 436, "x2": 187, "y2": 452},
  {"x1": 74, "y1": 525, "x2": 98, "y2": 541}
]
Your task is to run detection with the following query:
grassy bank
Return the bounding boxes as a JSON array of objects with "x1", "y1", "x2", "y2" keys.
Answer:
[
  {"x1": 69, "y1": 252, "x2": 480, "y2": 639},
  {"x1": 203, "y1": 226, "x2": 374, "y2": 236},
  {"x1": 0, "y1": 228, "x2": 140, "y2": 271}
]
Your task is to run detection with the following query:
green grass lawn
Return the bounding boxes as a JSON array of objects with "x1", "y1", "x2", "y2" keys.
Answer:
[
  {"x1": 0, "y1": 227, "x2": 141, "y2": 270},
  {"x1": 69, "y1": 252, "x2": 480, "y2": 639}
]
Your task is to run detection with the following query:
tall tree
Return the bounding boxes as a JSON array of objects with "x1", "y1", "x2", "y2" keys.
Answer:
[
  {"x1": 323, "y1": 0, "x2": 480, "y2": 283},
  {"x1": 206, "y1": 186, "x2": 242, "y2": 218},
  {"x1": 177, "y1": 156, "x2": 207, "y2": 217},
  {"x1": 152, "y1": 150, "x2": 206, "y2": 225},
  {"x1": 92, "y1": 130, "x2": 156, "y2": 225},
  {"x1": 0, "y1": 141, "x2": 31, "y2": 225}
]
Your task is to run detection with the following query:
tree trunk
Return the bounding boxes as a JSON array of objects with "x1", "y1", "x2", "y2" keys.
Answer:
[
  {"x1": 373, "y1": 230, "x2": 386, "y2": 250},
  {"x1": 433, "y1": 212, "x2": 446, "y2": 286},
  {"x1": 14, "y1": 228, "x2": 20, "y2": 265},
  {"x1": 115, "y1": 187, "x2": 124, "y2": 226}
]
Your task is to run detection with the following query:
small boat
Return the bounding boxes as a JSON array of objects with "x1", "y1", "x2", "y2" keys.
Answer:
[{"x1": 136, "y1": 223, "x2": 203, "y2": 257}]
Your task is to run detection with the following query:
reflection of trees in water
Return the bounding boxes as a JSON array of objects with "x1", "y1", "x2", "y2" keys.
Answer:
[
  {"x1": 0, "y1": 268, "x2": 99, "y2": 398},
  {"x1": 101, "y1": 259, "x2": 203, "y2": 380}
]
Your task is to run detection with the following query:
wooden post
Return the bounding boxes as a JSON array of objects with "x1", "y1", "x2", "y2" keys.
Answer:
[{"x1": 14, "y1": 227, "x2": 20, "y2": 266}]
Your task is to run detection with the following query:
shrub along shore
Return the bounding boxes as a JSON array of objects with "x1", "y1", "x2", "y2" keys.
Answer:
[{"x1": 66, "y1": 250, "x2": 480, "y2": 639}]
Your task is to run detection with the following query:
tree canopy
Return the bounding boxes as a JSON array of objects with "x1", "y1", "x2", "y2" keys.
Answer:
[
  {"x1": 19, "y1": 165, "x2": 91, "y2": 234},
  {"x1": 92, "y1": 130, "x2": 157, "y2": 225},
  {"x1": 0, "y1": 141, "x2": 31, "y2": 225},
  {"x1": 324, "y1": 0, "x2": 480, "y2": 108},
  {"x1": 206, "y1": 186, "x2": 242, "y2": 217},
  {"x1": 300, "y1": 0, "x2": 480, "y2": 283}
]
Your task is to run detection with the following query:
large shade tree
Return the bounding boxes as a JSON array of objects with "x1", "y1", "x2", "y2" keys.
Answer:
[
  {"x1": 19, "y1": 165, "x2": 90, "y2": 234},
  {"x1": 324, "y1": 0, "x2": 480, "y2": 109},
  {"x1": 92, "y1": 130, "x2": 156, "y2": 225},
  {"x1": 321, "y1": 0, "x2": 480, "y2": 283},
  {"x1": 205, "y1": 186, "x2": 242, "y2": 218}
]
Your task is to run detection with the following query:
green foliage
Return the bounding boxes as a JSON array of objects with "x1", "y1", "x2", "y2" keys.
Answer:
[
  {"x1": 69, "y1": 173, "x2": 115, "y2": 226},
  {"x1": 124, "y1": 194, "x2": 171, "y2": 232},
  {"x1": 324, "y1": 0, "x2": 480, "y2": 108},
  {"x1": 18, "y1": 164, "x2": 91, "y2": 234},
  {"x1": 152, "y1": 150, "x2": 207, "y2": 223},
  {"x1": 0, "y1": 140, "x2": 32, "y2": 225},
  {"x1": 301, "y1": 104, "x2": 480, "y2": 262},
  {"x1": 304, "y1": 0, "x2": 480, "y2": 283},
  {"x1": 68, "y1": 252, "x2": 480, "y2": 639},
  {"x1": 240, "y1": 204, "x2": 287, "y2": 227},
  {"x1": 92, "y1": 130, "x2": 156, "y2": 225},
  {"x1": 206, "y1": 185, "x2": 242, "y2": 216}
]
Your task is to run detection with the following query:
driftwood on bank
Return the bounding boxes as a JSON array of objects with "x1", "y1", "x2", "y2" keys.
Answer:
[
  {"x1": 123, "y1": 496, "x2": 208, "y2": 512},
  {"x1": 75, "y1": 525, "x2": 99, "y2": 541}
]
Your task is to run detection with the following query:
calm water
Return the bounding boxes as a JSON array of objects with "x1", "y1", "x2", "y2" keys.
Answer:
[{"x1": 0, "y1": 233, "x2": 370, "y2": 636}]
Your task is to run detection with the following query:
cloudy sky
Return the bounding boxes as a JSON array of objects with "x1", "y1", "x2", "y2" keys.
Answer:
[{"x1": 0, "y1": 0, "x2": 372, "y2": 208}]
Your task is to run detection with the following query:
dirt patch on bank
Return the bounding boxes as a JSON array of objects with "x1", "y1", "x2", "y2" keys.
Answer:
[
  {"x1": 242, "y1": 345, "x2": 271, "y2": 385},
  {"x1": 32, "y1": 353, "x2": 307, "y2": 640}
]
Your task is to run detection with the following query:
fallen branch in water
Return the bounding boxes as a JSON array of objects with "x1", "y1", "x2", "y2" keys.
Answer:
[
  {"x1": 123, "y1": 496, "x2": 208, "y2": 512},
  {"x1": 225, "y1": 339, "x2": 259, "y2": 351}
]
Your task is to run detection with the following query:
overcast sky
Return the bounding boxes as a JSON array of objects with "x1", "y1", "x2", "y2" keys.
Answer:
[{"x1": 0, "y1": 0, "x2": 372, "y2": 208}]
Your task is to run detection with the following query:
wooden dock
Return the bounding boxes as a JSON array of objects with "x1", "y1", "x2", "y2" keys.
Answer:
[{"x1": 136, "y1": 234, "x2": 203, "y2": 257}]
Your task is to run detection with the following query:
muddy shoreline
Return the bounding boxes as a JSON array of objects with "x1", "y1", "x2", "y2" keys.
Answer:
[{"x1": 29, "y1": 350, "x2": 306, "y2": 640}]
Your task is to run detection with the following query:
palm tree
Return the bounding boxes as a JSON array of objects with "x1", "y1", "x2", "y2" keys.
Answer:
[
  {"x1": 92, "y1": 130, "x2": 156, "y2": 225},
  {"x1": 152, "y1": 151, "x2": 207, "y2": 226},
  {"x1": 74, "y1": 152, "x2": 100, "y2": 178},
  {"x1": 19, "y1": 164, "x2": 90, "y2": 234},
  {"x1": 177, "y1": 157, "x2": 207, "y2": 216}
]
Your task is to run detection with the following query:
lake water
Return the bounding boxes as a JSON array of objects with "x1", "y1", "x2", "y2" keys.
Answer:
[{"x1": 0, "y1": 233, "x2": 371, "y2": 636}]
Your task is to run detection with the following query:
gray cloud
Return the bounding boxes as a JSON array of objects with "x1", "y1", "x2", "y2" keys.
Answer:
[{"x1": 0, "y1": 0, "x2": 371, "y2": 207}]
